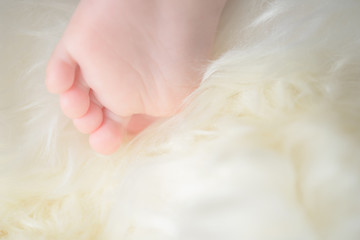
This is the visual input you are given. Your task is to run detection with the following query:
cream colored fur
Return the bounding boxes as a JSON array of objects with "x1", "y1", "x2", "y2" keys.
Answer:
[{"x1": 1, "y1": 0, "x2": 360, "y2": 239}]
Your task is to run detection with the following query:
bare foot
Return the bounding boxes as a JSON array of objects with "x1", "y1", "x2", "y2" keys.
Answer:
[{"x1": 46, "y1": 0, "x2": 227, "y2": 154}]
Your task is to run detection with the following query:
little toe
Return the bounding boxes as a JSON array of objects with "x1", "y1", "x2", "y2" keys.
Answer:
[
  {"x1": 89, "y1": 113, "x2": 123, "y2": 155},
  {"x1": 60, "y1": 82, "x2": 90, "y2": 119},
  {"x1": 73, "y1": 103, "x2": 104, "y2": 134},
  {"x1": 46, "y1": 44, "x2": 77, "y2": 94}
]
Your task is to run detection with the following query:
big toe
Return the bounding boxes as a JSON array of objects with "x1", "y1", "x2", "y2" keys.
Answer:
[
  {"x1": 127, "y1": 114, "x2": 157, "y2": 134},
  {"x1": 46, "y1": 44, "x2": 76, "y2": 94},
  {"x1": 89, "y1": 114, "x2": 123, "y2": 155}
]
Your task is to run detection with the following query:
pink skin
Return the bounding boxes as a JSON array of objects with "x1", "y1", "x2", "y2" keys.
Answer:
[{"x1": 46, "y1": 0, "x2": 227, "y2": 155}]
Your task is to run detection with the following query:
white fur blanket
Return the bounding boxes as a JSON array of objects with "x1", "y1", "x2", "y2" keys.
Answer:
[{"x1": 0, "y1": 0, "x2": 359, "y2": 239}]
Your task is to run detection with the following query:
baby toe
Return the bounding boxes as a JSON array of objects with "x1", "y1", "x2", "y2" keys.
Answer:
[
  {"x1": 60, "y1": 83, "x2": 90, "y2": 119},
  {"x1": 46, "y1": 44, "x2": 77, "y2": 94},
  {"x1": 73, "y1": 102, "x2": 104, "y2": 134},
  {"x1": 126, "y1": 114, "x2": 157, "y2": 134},
  {"x1": 89, "y1": 115, "x2": 123, "y2": 155}
]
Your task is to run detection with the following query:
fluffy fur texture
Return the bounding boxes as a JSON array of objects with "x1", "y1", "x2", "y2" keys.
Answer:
[{"x1": 1, "y1": 0, "x2": 360, "y2": 239}]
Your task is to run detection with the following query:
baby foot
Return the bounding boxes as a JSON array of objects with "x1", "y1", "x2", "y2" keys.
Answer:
[{"x1": 46, "y1": 0, "x2": 227, "y2": 154}]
